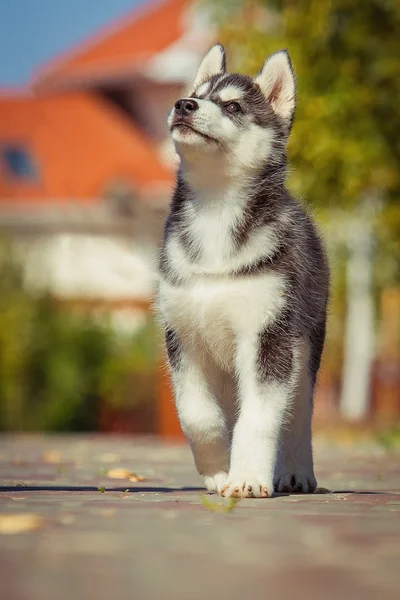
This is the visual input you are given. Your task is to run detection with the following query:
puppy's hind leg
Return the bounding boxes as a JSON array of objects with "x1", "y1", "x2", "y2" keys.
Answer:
[{"x1": 274, "y1": 336, "x2": 318, "y2": 494}]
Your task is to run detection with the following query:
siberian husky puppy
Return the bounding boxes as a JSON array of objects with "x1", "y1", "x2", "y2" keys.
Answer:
[{"x1": 156, "y1": 44, "x2": 329, "y2": 498}]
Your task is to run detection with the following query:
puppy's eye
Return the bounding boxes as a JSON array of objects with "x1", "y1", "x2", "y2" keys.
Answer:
[{"x1": 225, "y1": 102, "x2": 241, "y2": 114}]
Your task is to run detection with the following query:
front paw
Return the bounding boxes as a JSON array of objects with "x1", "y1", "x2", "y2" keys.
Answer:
[
  {"x1": 221, "y1": 474, "x2": 273, "y2": 498},
  {"x1": 274, "y1": 468, "x2": 317, "y2": 494},
  {"x1": 204, "y1": 472, "x2": 228, "y2": 494}
]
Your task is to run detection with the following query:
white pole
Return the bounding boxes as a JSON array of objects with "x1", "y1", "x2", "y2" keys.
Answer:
[{"x1": 340, "y1": 213, "x2": 375, "y2": 421}]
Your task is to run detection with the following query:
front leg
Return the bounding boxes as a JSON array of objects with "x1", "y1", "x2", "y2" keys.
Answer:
[
  {"x1": 222, "y1": 323, "x2": 300, "y2": 499},
  {"x1": 165, "y1": 329, "x2": 230, "y2": 493}
]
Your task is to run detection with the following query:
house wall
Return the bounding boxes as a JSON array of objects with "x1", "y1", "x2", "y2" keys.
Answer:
[{"x1": 25, "y1": 233, "x2": 152, "y2": 290}]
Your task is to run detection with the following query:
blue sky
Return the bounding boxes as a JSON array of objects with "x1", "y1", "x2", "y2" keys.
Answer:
[{"x1": 0, "y1": 0, "x2": 146, "y2": 87}]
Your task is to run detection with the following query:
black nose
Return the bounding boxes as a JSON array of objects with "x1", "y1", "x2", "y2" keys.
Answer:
[{"x1": 174, "y1": 98, "x2": 199, "y2": 116}]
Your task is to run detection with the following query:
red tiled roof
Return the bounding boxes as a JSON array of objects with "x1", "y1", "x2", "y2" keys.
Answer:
[
  {"x1": 0, "y1": 92, "x2": 171, "y2": 201},
  {"x1": 34, "y1": 0, "x2": 190, "y2": 92}
]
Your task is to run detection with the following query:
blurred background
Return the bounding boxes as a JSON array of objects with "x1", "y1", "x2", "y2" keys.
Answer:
[{"x1": 0, "y1": 0, "x2": 399, "y2": 437}]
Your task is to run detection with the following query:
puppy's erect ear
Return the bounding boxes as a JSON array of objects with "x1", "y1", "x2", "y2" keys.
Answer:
[
  {"x1": 187, "y1": 43, "x2": 226, "y2": 95},
  {"x1": 254, "y1": 50, "x2": 296, "y2": 128}
]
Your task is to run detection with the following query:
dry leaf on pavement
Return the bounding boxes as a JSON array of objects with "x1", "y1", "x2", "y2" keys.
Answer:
[
  {"x1": 129, "y1": 474, "x2": 146, "y2": 482},
  {"x1": 0, "y1": 513, "x2": 45, "y2": 534},
  {"x1": 42, "y1": 451, "x2": 61, "y2": 464},
  {"x1": 107, "y1": 468, "x2": 146, "y2": 482}
]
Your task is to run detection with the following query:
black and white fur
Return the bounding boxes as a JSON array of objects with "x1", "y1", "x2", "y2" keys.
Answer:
[{"x1": 156, "y1": 44, "x2": 329, "y2": 498}]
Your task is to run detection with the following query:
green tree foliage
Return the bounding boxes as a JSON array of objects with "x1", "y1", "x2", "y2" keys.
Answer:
[{"x1": 0, "y1": 241, "x2": 159, "y2": 431}]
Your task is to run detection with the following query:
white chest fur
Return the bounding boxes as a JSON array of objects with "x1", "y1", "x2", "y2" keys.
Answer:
[
  {"x1": 158, "y1": 272, "x2": 287, "y2": 371},
  {"x1": 185, "y1": 197, "x2": 243, "y2": 266}
]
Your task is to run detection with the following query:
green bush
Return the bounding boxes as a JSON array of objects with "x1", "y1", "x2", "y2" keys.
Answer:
[{"x1": 0, "y1": 240, "x2": 159, "y2": 432}]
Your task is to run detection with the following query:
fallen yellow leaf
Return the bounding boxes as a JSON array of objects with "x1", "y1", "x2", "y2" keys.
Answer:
[
  {"x1": 42, "y1": 451, "x2": 61, "y2": 464},
  {"x1": 201, "y1": 496, "x2": 239, "y2": 513},
  {"x1": 107, "y1": 468, "x2": 133, "y2": 479},
  {"x1": 0, "y1": 513, "x2": 44, "y2": 534},
  {"x1": 107, "y1": 468, "x2": 146, "y2": 482},
  {"x1": 129, "y1": 474, "x2": 146, "y2": 483}
]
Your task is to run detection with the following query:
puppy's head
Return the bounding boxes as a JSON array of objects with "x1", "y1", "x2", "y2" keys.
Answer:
[{"x1": 168, "y1": 43, "x2": 296, "y2": 176}]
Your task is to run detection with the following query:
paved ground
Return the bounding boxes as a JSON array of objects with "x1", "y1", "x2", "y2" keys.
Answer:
[{"x1": 0, "y1": 434, "x2": 399, "y2": 600}]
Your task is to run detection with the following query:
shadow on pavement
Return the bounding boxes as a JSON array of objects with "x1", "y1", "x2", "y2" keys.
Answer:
[
  {"x1": 0, "y1": 486, "x2": 397, "y2": 496},
  {"x1": 0, "y1": 485, "x2": 206, "y2": 493}
]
